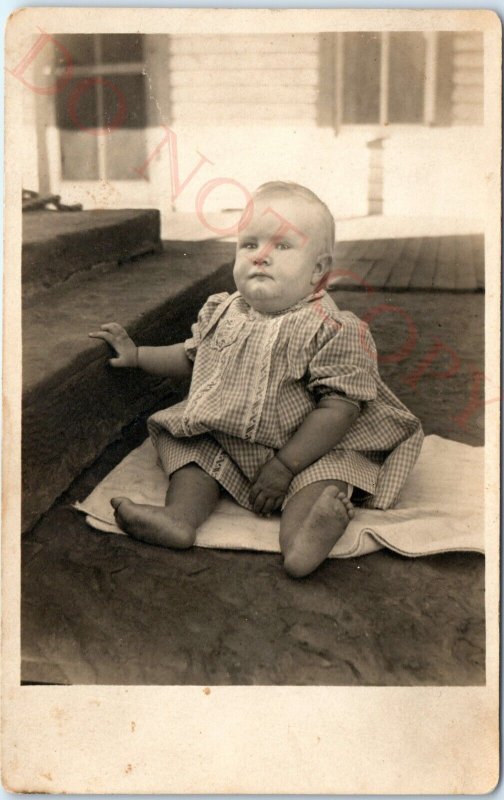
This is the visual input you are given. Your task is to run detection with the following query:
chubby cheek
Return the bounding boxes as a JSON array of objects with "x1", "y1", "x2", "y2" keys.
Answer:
[
  {"x1": 232, "y1": 260, "x2": 244, "y2": 286},
  {"x1": 234, "y1": 254, "x2": 255, "y2": 281}
]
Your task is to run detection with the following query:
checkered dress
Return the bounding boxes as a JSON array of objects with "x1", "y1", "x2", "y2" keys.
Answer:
[{"x1": 148, "y1": 291, "x2": 424, "y2": 510}]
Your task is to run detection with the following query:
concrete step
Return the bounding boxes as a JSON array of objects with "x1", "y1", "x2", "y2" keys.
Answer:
[
  {"x1": 22, "y1": 239, "x2": 236, "y2": 532},
  {"x1": 22, "y1": 209, "x2": 162, "y2": 297}
]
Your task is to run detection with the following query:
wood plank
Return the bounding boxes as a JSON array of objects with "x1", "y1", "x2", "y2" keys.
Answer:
[
  {"x1": 317, "y1": 32, "x2": 336, "y2": 128},
  {"x1": 453, "y1": 51, "x2": 484, "y2": 69},
  {"x1": 173, "y1": 102, "x2": 317, "y2": 123},
  {"x1": 172, "y1": 84, "x2": 318, "y2": 104},
  {"x1": 387, "y1": 237, "x2": 423, "y2": 289},
  {"x1": 453, "y1": 33, "x2": 484, "y2": 52},
  {"x1": 329, "y1": 257, "x2": 376, "y2": 289},
  {"x1": 336, "y1": 239, "x2": 379, "y2": 262},
  {"x1": 356, "y1": 238, "x2": 391, "y2": 260},
  {"x1": 454, "y1": 69, "x2": 484, "y2": 86},
  {"x1": 169, "y1": 34, "x2": 320, "y2": 55},
  {"x1": 434, "y1": 236, "x2": 458, "y2": 290},
  {"x1": 454, "y1": 235, "x2": 477, "y2": 290},
  {"x1": 171, "y1": 68, "x2": 320, "y2": 87},
  {"x1": 334, "y1": 239, "x2": 389, "y2": 289},
  {"x1": 364, "y1": 238, "x2": 407, "y2": 289},
  {"x1": 452, "y1": 103, "x2": 484, "y2": 123},
  {"x1": 471, "y1": 234, "x2": 485, "y2": 289},
  {"x1": 333, "y1": 240, "x2": 356, "y2": 259},
  {"x1": 170, "y1": 53, "x2": 318, "y2": 71},
  {"x1": 410, "y1": 236, "x2": 440, "y2": 289},
  {"x1": 452, "y1": 84, "x2": 484, "y2": 104}
]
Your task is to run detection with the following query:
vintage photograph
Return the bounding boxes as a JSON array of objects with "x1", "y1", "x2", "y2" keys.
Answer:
[
  {"x1": 19, "y1": 22, "x2": 490, "y2": 685},
  {"x1": 2, "y1": 6, "x2": 500, "y2": 794}
]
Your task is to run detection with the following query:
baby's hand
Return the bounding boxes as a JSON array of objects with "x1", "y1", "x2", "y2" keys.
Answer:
[
  {"x1": 249, "y1": 456, "x2": 293, "y2": 516},
  {"x1": 88, "y1": 322, "x2": 138, "y2": 368}
]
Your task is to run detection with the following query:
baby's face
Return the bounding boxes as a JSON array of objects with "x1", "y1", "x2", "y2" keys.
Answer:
[{"x1": 233, "y1": 194, "x2": 331, "y2": 313}]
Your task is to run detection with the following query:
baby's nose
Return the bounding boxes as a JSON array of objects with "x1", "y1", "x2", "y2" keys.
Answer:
[{"x1": 253, "y1": 253, "x2": 271, "y2": 266}]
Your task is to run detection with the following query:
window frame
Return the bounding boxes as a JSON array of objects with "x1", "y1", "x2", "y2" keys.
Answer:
[
  {"x1": 334, "y1": 31, "x2": 439, "y2": 134},
  {"x1": 53, "y1": 34, "x2": 148, "y2": 182}
]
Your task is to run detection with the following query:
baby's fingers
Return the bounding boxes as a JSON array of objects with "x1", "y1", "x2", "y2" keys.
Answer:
[
  {"x1": 273, "y1": 495, "x2": 284, "y2": 512},
  {"x1": 252, "y1": 491, "x2": 267, "y2": 515},
  {"x1": 261, "y1": 496, "x2": 278, "y2": 517},
  {"x1": 88, "y1": 330, "x2": 116, "y2": 345},
  {"x1": 100, "y1": 322, "x2": 129, "y2": 337}
]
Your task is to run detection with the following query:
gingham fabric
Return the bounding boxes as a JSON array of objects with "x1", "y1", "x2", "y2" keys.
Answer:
[{"x1": 148, "y1": 291, "x2": 424, "y2": 510}]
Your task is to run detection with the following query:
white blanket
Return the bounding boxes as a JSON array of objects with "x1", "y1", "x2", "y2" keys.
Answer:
[{"x1": 75, "y1": 435, "x2": 484, "y2": 558}]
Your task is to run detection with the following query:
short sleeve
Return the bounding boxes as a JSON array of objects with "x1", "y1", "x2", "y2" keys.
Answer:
[
  {"x1": 184, "y1": 292, "x2": 230, "y2": 361},
  {"x1": 307, "y1": 315, "x2": 378, "y2": 404}
]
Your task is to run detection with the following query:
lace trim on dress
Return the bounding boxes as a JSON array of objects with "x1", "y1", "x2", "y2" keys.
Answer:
[{"x1": 244, "y1": 315, "x2": 285, "y2": 442}]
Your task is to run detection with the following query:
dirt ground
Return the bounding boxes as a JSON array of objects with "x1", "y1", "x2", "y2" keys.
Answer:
[{"x1": 22, "y1": 289, "x2": 485, "y2": 686}]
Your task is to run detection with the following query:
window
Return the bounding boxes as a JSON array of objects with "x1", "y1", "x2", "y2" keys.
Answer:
[
  {"x1": 54, "y1": 34, "x2": 148, "y2": 180},
  {"x1": 339, "y1": 32, "x2": 433, "y2": 127},
  {"x1": 329, "y1": 31, "x2": 484, "y2": 129}
]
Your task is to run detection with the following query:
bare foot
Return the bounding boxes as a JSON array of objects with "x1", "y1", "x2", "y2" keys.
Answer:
[
  {"x1": 283, "y1": 487, "x2": 355, "y2": 578},
  {"x1": 110, "y1": 496, "x2": 196, "y2": 549}
]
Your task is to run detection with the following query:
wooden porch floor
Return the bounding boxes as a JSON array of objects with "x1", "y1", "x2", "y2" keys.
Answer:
[{"x1": 332, "y1": 234, "x2": 484, "y2": 292}]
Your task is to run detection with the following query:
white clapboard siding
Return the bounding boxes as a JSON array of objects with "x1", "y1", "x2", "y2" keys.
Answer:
[
  {"x1": 170, "y1": 68, "x2": 320, "y2": 87},
  {"x1": 452, "y1": 84, "x2": 484, "y2": 104},
  {"x1": 170, "y1": 52, "x2": 319, "y2": 72},
  {"x1": 172, "y1": 84, "x2": 319, "y2": 104},
  {"x1": 451, "y1": 33, "x2": 484, "y2": 124},
  {"x1": 172, "y1": 102, "x2": 318, "y2": 122},
  {"x1": 453, "y1": 50, "x2": 483, "y2": 70},
  {"x1": 169, "y1": 34, "x2": 320, "y2": 55},
  {"x1": 452, "y1": 103, "x2": 484, "y2": 123},
  {"x1": 170, "y1": 33, "x2": 322, "y2": 126},
  {"x1": 454, "y1": 69, "x2": 484, "y2": 86},
  {"x1": 452, "y1": 33, "x2": 486, "y2": 52}
]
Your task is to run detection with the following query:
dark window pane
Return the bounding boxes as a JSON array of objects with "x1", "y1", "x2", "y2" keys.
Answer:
[
  {"x1": 102, "y1": 74, "x2": 147, "y2": 129},
  {"x1": 101, "y1": 35, "x2": 143, "y2": 64},
  {"x1": 342, "y1": 33, "x2": 380, "y2": 123},
  {"x1": 105, "y1": 129, "x2": 147, "y2": 180},
  {"x1": 60, "y1": 130, "x2": 99, "y2": 180},
  {"x1": 56, "y1": 77, "x2": 99, "y2": 130},
  {"x1": 54, "y1": 34, "x2": 95, "y2": 68},
  {"x1": 388, "y1": 32, "x2": 426, "y2": 123}
]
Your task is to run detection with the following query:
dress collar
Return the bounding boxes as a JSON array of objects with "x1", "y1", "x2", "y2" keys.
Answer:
[{"x1": 240, "y1": 290, "x2": 327, "y2": 318}]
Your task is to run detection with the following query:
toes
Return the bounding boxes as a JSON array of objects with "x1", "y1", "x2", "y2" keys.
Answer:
[
  {"x1": 336, "y1": 490, "x2": 350, "y2": 505},
  {"x1": 334, "y1": 490, "x2": 355, "y2": 519},
  {"x1": 343, "y1": 499, "x2": 355, "y2": 517}
]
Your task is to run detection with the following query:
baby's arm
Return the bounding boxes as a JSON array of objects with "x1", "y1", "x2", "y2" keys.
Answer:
[
  {"x1": 277, "y1": 396, "x2": 359, "y2": 474},
  {"x1": 88, "y1": 322, "x2": 193, "y2": 379},
  {"x1": 249, "y1": 397, "x2": 359, "y2": 515}
]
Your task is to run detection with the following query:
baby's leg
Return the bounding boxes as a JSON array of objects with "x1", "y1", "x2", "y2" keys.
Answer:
[
  {"x1": 280, "y1": 480, "x2": 355, "y2": 578},
  {"x1": 111, "y1": 463, "x2": 220, "y2": 549}
]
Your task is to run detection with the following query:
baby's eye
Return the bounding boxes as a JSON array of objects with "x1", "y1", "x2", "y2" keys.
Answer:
[
  {"x1": 276, "y1": 242, "x2": 290, "y2": 250},
  {"x1": 241, "y1": 241, "x2": 257, "y2": 250}
]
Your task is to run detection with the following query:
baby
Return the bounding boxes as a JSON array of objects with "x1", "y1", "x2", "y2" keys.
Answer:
[{"x1": 89, "y1": 182, "x2": 423, "y2": 577}]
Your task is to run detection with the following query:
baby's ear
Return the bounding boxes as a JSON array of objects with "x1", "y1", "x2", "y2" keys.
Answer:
[{"x1": 311, "y1": 253, "x2": 333, "y2": 285}]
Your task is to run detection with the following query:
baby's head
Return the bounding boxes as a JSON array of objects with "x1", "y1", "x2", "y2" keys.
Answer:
[{"x1": 233, "y1": 182, "x2": 335, "y2": 313}]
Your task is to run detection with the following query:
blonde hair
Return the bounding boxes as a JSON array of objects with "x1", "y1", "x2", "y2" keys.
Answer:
[{"x1": 252, "y1": 181, "x2": 336, "y2": 257}]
